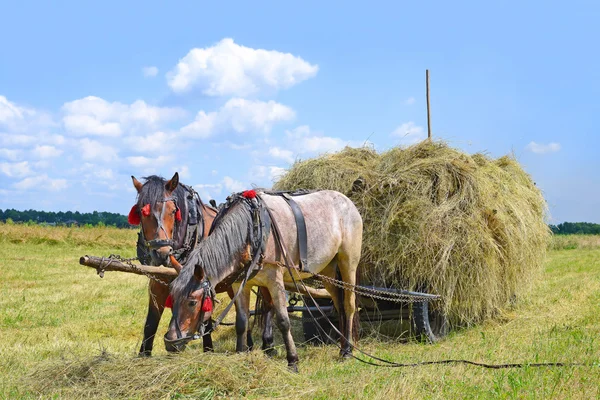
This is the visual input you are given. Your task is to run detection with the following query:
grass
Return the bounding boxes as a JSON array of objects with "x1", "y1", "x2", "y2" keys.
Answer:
[{"x1": 1, "y1": 225, "x2": 599, "y2": 399}]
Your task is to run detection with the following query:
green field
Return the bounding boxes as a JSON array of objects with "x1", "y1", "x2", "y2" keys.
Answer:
[{"x1": 1, "y1": 224, "x2": 599, "y2": 399}]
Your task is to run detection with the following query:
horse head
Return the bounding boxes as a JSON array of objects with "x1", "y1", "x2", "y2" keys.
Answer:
[
  {"x1": 164, "y1": 257, "x2": 215, "y2": 352},
  {"x1": 129, "y1": 172, "x2": 184, "y2": 267}
]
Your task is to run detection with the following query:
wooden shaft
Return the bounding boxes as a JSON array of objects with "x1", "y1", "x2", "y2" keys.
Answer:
[
  {"x1": 79, "y1": 255, "x2": 178, "y2": 278},
  {"x1": 426, "y1": 69, "x2": 432, "y2": 139}
]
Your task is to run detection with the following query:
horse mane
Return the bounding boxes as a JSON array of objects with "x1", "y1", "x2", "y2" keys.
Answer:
[
  {"x1": 137, "y1": 175, "x2": 190, "y2": 248},
  {"x1": 171, "y1": 199, "x2": 252, "y2": 298}
]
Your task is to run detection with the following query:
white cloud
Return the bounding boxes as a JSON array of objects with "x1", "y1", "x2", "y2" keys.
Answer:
[
  {"x1": 0, "y1": 133, "x2": 36, "y2": 147},
  {"x1": 269, "y1": 166, "x2": 286, "y2": 181},
  {"x1": 391, "y1": 121, "x2": 426, "y2": 145},
  {"x1": 181, "y1": 98, "x2": 295, "y2": 138},
  {"x1": 0, "y1": 95, "x2": 35, "y2": 124},
  {"x1": 222, "y1": 176, "x2": 246, "y2": 193},
  {"x1": 62, "y1": 96, "x2": 186, "y2": 136},
  {"x1": 167, "y1": 38, "x2": 319, "y2": 96},
  {"x1": 126, "y1": 155, "x2": 172, "y2": 168},
  {"x1": 286, "y1": 125, "x2": 360, "y2": 154},
  {"x1": 32, "y1": 145, "x2": 62, "y2": 159},
  {"x1": 13, "y1": 174, "x2": 67, "y2": 191},
  {"x1": 124, "y1": 131, "x2": 177, "y2": 153},
  {"x1": 0, "y1": 148, "x2": 22, "y2": 161},
  {"x1": 526, "y1": 141, "x2": 561, "y2": 154},
  {"x1": 79, "y1": 138, "x2": 119, "y2": 161},
  {"x1": 268, "y1": 147, "x2": 295, "y2": 163},
  {"x1": 404, "y1": 97, "x2": 416, "y2": 105},
  {"x1": 142, "y1": 66, "x2": 159, "y2": 78},
  {"x1": 0, "y1": 161, "x2": 32, "y2": 177}
]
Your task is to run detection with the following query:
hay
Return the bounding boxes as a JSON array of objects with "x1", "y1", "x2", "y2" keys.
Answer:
[{"x1": 274, "y1": 140, "x2": 551, "y2": 326}]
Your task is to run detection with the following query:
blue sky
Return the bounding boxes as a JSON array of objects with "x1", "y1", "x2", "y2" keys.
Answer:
[{"x1": 1, "y1": 0, "x2": 598, "y2": 223}]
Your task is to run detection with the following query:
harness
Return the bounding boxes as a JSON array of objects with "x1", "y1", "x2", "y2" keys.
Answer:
[{"x1": 136, "y1": 184, "x2": 205, "y2": 266}]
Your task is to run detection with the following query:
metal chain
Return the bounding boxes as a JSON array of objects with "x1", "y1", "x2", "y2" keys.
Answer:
[
  {"x1": 309, "y1": 272, "x2": 439, "y2": 304},
  {"x1": 104, "y1": 254, "x2": 171, "y2": 287}
]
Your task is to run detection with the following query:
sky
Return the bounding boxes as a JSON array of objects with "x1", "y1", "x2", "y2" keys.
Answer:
[{"x1": 0, "y1": 0, "x2": 598, "y2": 223}]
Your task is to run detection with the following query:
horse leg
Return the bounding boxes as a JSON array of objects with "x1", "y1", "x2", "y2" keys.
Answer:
[
  {"x1": 232, "y1": 283, "x2": 252, "y2": 353},
  {"x1": 336, "y1": 250, "x2": 360, "y2": 359},
  {"x1": 139, "y1": 280, "x2": 169, "y2": 357},
  {"x1": 265, "y1": 267, "x2": 299, "y2": 372},
  {"x1": 259, "y1": 287, "x2": 277, "y2": 357},
  {"x1": 319, "y1": 260, "x2": 348, "y2": 350},
  {"x1": 202, "y1": 319, "x2": 214, "y2": 352}
]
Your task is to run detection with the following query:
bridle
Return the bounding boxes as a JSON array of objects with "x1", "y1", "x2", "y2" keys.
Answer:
[
  {"x1": 164, "y1": 278, "x2": 215, "y2": 348},
  {"x1": 141, "y1": 196, "x2": 180, "y2": 253}
]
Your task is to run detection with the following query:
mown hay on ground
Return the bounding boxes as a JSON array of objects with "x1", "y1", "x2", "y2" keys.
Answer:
[{"x1": 274, "y1": 140, "x2": 551, "y2": 326}]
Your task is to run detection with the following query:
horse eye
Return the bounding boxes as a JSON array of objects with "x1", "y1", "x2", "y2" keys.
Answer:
[{"x1": 188, "y1": 300, "x2": 197, "y2": 307}]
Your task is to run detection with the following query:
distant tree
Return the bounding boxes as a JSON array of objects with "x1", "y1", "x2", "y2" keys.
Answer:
[
  {"x1": 550, "y1": 222, "x2": 600, "y2": 235},
  {"x1": 0, "y1": 209, "x2": 132, "y2": 228}
]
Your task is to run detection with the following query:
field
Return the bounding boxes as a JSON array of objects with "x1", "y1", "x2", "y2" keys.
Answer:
[{"x1": 1, "y1": 224, "x2": 599, "y2": 399}]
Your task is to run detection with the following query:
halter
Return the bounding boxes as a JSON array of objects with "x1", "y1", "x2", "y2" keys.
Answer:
[
  {"x1": 163, "y1": 278, "x2": 215, "y2": 348},
  {"x1": 142, "y1": 196, "x2": 179, "y2": 252}
]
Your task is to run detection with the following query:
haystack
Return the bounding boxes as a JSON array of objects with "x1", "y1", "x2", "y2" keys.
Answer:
[{"x1": 274, "y1": 140, "x2": 551, "y2": 326}]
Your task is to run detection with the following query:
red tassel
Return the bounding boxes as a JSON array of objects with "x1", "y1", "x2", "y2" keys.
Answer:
[
  {"x1": 128, "y1": 205, "x2": 141, "y2": 225},
  {"x1": 201, "y1": 297, "x2": 213, "y2": 312},
  {"x1": 141, "y1": 204, "x2": 151, "y2": 217},
  {"x1": 242, "y1": 190, "x2": 256, "y2": 199},
  {"x1": 165, "y1": 294, "x2": 173, "y2": 309},
  {"x1": 175, "y1": 209, "x2": 182, "y2": 222}
]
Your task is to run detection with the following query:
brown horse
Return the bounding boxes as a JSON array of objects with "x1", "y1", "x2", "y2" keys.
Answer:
[
  {"x1": 131, "y1": 172, "x2": 280, "y2": 356},
  {"x1": 166, "y1": 189, "x2": 363, "y2": 371},
  {"x1": 130, "y1": 172, "x2": 218, "y2": 356}
]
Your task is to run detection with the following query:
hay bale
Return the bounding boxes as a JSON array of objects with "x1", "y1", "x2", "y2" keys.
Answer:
[{"x1": 274, "y1": 140, "x2": 551, "y2": 326}]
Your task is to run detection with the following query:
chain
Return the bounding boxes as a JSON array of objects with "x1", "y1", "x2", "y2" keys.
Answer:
[
  {"x1": 309, "y1": 272, "x2": 439, "y2": 304},
  {"x1": 102, "y1": 254, "x2": 171, "y2": 287}
]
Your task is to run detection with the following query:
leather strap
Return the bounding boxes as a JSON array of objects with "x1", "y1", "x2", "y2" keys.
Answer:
[{"x1": 281, "y1": 193, "x2": 308, "y2": 271}]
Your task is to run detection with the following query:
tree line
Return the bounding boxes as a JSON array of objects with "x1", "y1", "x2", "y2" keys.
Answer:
[
  {"x1": 549, "y1": 222, "x2": 600, "y2": 235},
  {"x1": 0, "y1": 208, "x2": 131, "y2": 228}
]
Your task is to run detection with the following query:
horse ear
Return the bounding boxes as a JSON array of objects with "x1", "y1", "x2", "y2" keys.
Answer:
[
  {"x1": 194, "y1": 264, "x2": 205, "y2": 282},
  {"x1": 132, "y1": 176, "x2": 143, "y2": 193},
  {"x1": 166, "y1": 172, "x2": 179, "y2": 194}
]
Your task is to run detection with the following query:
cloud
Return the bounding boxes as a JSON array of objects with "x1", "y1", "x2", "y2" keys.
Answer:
[
  {"x1": 404, "y1": 97, "x2": 416, "y2": 105},
  {"x1": 181, "y1": 98, "x2": 295, "y2": 138},
  {"x1": 32, "y1": 145, "x2": 62, "y2": 159},
  {"x1": 285, "y1": 125, "x2": 363, "y2": 154},
  {"x1": 79, "y1": 138, "x2": 119, "y2": 161},
  {"x1": 391, "y1": 121, "x2": 426, "y2": 145},
  {"x1": 142, "y1": 66, "x2": 159, "y2": 78},
  {"x1": 526, "y1": 141, "x2": 561, "y2": 154},
  {"x1": 167, "y1": 38, "x2": 319, "y2": 96},
  {"x1": 268, "y1": 147, "x2": 295, "y2": 163},
  {"x1": 0, "y1": 148, "x2": 22, "y2": 161},
  {"x1": 0, "y1": 161, "x2": 32, "y2": 177},
  {"x1": 62, "y1": 96, "x2": 186, "y2": 136},
  {"x1": 0, "y1": 95, "x2": 35, "y2": 125},
  {"x1": 126, "y1": 155, "x2": 172, "y2": 168},
  {"x1": 124, "y1": 131, "x2": 178, "y2": 153},
  {"x1": 13, "y1": 174, "x2": 67, "y2": 191},
  {"x1": 222, "y1": 176, "x2": 246, "y2": 193}
]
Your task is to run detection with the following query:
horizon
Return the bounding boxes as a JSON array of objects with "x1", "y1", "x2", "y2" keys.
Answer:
[{"x1": 1, "y1": 1, "x2": 599, "y2": 224}]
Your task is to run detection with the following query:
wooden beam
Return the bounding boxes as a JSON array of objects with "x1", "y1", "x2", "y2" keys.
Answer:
[
  {"x1": 426, "y1": 69, "x2": 432, "y2": 140},
  {"x1": 79, "y1": 255, "x2": 178, "y2": 278}
]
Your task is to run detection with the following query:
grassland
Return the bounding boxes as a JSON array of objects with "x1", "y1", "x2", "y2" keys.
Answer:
[{"x1": 1, "y1": 224, "x2": 599, "y2": 399}]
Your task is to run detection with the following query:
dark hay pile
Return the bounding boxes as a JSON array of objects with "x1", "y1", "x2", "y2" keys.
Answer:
[{"x1": 274, "y1": 140, "x2": 551, "y2": 326}]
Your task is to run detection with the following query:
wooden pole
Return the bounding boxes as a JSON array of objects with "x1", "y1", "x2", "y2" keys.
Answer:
[
  {"x1": 79, "y1": 255, "x2": 178, "y2": 278},
  {"x1": 426, "y1": 69, "x2": 432, "y2": 140}
]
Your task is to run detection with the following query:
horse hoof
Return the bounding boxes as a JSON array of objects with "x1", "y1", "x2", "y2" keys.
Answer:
[
  {"x1": 138, "y1": 351, "x2": 152, "y2": 358},
  {"x1": 339, "y1": 351, "x2": 352, "y2": 360},
  {"x1": 263, "y1": 348, "x2": 277, "y2": 358},
  {"x1": 288, "y1": 363, "x2": 299, "y2": 373}
]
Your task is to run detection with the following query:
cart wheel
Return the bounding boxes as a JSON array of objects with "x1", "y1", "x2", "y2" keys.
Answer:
[
  {"x1": 412, "y1": 301, "x2": 449, "y2": 343},
  {"x1": 301, "y1": 297, "x2": 339, "y2": 345}
]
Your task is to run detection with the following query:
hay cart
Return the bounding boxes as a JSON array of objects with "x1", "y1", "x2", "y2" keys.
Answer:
[{"x1": 251, "y1": 280, "x2": 449, "y2": 345}]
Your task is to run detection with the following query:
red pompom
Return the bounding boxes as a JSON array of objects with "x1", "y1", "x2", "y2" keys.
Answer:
[
  {"x1": 175, "y1": 209, "x2": 182, "y2": 222},
  {"x1": 128, "y1": 205, "x2": 141, "y2": 225},
  {"x1": 242, "y1": 190, "x2": 256, "y2": 199},
  {"x1": 141, "y1": 204, "x2": 151, "y2": 217},
  {"x1": 165, "y1": 294, "x2": 173, "y2": 309},
  {"x1": 201, "y1": 297, "x2": 213, "y2": 312}
]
